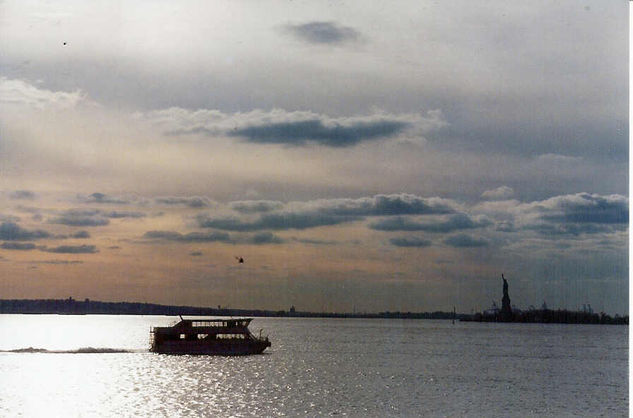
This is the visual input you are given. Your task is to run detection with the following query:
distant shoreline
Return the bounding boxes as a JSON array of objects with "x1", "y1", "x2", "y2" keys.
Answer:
[
  {"x1": 0, "y1": 298, "x2": 627, "y2": 324},
  {"x1": 0, "y1": 298, "x2": 460, "y2": 320}
]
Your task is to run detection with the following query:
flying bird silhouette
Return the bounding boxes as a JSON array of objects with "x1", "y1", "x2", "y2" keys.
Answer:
[{"x1": 235, "y1": 256, "x2": 244, "y2": 264}]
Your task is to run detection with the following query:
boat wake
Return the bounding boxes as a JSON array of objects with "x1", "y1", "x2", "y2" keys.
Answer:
[{"x1": 1, "y1": 347, "x2": 146, "y2": 354}]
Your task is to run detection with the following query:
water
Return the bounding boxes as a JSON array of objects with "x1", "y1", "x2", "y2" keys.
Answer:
[{"x1": 0, "y1": 315, "x2": 627, "y2": 417}]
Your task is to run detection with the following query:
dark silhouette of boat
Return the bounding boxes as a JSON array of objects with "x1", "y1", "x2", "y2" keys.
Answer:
[{"x1": 150, "y1": 317, "x2": 271, "y2": 355}]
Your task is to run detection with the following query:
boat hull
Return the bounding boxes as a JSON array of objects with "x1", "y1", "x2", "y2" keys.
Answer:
[{"x1": 151, "y1": 339, "x2": 271, "y2": 355}]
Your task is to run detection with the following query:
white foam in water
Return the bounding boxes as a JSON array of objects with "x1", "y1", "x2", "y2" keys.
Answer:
[{"x1": 3, "y1": 347, "x2": 138, "y2": 353}]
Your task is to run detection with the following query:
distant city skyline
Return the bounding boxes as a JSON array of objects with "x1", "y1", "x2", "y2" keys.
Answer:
[{"x1": 0, "y1": 1, "x2": 627, "y2": 314}]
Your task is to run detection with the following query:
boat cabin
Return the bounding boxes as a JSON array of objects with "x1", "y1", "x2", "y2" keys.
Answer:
[{"x1": 151, "y1": 318, "x2": 262, "y2": 346}]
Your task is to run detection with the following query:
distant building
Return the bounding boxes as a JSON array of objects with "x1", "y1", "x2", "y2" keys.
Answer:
[{"x1": 484, "y1": 301, "x2": 500, "y2": 316}]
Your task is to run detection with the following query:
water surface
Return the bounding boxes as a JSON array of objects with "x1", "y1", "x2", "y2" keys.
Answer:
[{"x1": 0, "y1": 315, "x2": 627, "y2": 417}]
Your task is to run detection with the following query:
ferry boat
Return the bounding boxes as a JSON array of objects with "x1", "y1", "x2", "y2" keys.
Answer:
[{"x1": 150, "y1": 317, "x2": 271, "y2": 355}]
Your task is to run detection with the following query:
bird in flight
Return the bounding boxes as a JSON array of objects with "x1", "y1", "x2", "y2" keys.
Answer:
[{"x1": 235, "y1": 256, "x2": 244, "y2": 264}]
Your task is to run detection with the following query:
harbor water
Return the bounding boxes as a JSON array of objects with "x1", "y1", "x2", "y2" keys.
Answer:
[{"x1": 0, "y1": 315, "x2": 627, "y2": 417}]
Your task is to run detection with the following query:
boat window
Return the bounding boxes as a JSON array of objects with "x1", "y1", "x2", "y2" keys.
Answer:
[
  {"x1": 191, "y1": 321, "x2": 228, "y2": 327},
  {"x1": 216, "y1": 333, "x2": 246, "y2": 339}
]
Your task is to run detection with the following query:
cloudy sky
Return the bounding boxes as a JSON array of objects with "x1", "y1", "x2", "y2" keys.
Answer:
[{"x1": 0, "y1": 1, "x2": 627, "y2": 314}]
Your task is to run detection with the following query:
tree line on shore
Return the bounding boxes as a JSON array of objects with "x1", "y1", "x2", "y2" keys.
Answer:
[{"x1": 0, "y1": 298, "x2": 627, "y2": 324}]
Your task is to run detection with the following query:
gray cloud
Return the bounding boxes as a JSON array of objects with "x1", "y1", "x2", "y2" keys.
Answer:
[
  {"x1": 10, "y1": 190, "x2": 36, "y2": 200},
  {"x1": 444, "y1": 234, "x2": 489, "y2": 248},
  {"x1": 495, "y1": 221, "x2": 516, "y2": 232},
  {"x1": 197, "y1": 213, "x2": 357, "y2": 231},
  {"x1": 472, "y1": 192, "x2": 628, "y2": 239},
  {"x1": 538, "y1": 193, "x2": 628, "y2": 224},
  {"x1": 230, "y1": 200, "x2": 284, "y2": 213},
  {"x1": 50, "y1": 210, "x2": 110, "y2": 227},
  {"x1": 228, "y1": 119, "x2": 409, "y2": 147},
  {"x1": 370, "y1": 213, "x2": 491, "y2": 233},
  {"x1": 143, "y1": 230, "x2": 232, "y2": 243},
  {"x1": 152, "y1": 108, "x2": 446, "y2": 149},
  {"x1": 523, "y1": 223, "x2": 614, "y2": 237},
  {"x1": 481, "y1": 186, "x2": 514, "y2": 201},
  {"x1": 0, "y1": 222, "x2": 51, "y2": 241},
  {"x1": 251, "y1": 232, "x2": 284, "y2": 245},
  {"x1": 0, "y1": 214, "x2": 21, "y2": 223},
  {"x1": 199, "y1": 194, "x2": 457, "y2": 231},
  {"x1": 50, "y1": 208, "x2": 147, "y2": 226},
  {"x1": 43, "y1": 244, "x2": 98, "y2": 254},
  {"x1": 1, "y1": 242, "x2": 37, "y2": 250},
  {"x1": 390, "y1": 237, "x2": 432, "y2": 248},
  {"x1": 291, "y1": 237, "x2": 337, "y2": 246},
  {"x1": 508, "y1": 193, "x2": 629, "y2": 238},
  {"x1": 103, "y1": 210, "x2": 146, "y2": 219},
  {"x1": 71, "y1": 230, "x2": 91, "y2": 239},
  {"x1": 154, "y1": 196, "x2": 214, "y2": 208},
  {"x1": 84, "y1": 193, "x2": 130, "y2": 204},
  {"x1": 320, "y1": 194, "x2": 456, "y2": 217},
  {"x1": 283, "y1": 21, "x2": 361, "y2": 45}
]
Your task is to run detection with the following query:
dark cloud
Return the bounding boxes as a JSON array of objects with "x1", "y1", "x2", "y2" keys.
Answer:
[
  {"x1": 85, "y1": 192, "x2": 129, "y2": 204},
  {"x1": 228, "y1": 119, "x2": 409, "y2": 147},
  {"x1": 510, "y1": 193, "x2": 629, "y2": 237},
  {"x1": 283, "y1": 21, "x2": 361, "y2": 45},
  {"x1": 103, "y1": 211, "x2": 146, "y2": 219},
  {"x1": 143, "y1": 230, "x2": 232, "y2": 243},
  {"x1": 199, "y1": 194, "x2": 456, "y2": 231},
  {"x1": 540, "y1": 193, "x2": 628, "y2": 224},
  {"x1": 444, "y1": 234, "x2": 489, "y2": 248},
  {"x1": 0, "y1": 222, "x2": 51, "y2": 241},
  {"x1": 230, "y1": 200, "x2": 284, "y2": 213},
  {"x1": 1, "y1": 242, "x2": 37, "y2": 250},
  {"x1": 29, "y1": 260, "x2": 84, "y2": 265},
  {"x1": 251, "y1": 232, "x2": 284, "y2": 245},
  {"x1": 390, "y1": 237, "x2": 432, "y2": 248},
  {"x1": 154, "y1": 196, "x2": 214, "y2": 208},
  {"x1": 71, "y1": 230, "x2": 91, "y2": 239},
  {"x1": 523, "y1": 223, "x2": 615, "y2": 237},
  {"x1": 50, "y1": 210, "x2": 110, "y2": 227},
  {"x1": 166, "y1": 127, "x2": 217, "y2": 137},
  {"x1": 0, "y1": 214, "x2": 21, "y2": 223},
  {"x1": 50, "y1": 208, "x2": 147, "y2": 226},
  {"x1": 318, "y1": 194, "x2": 456, "y2": 217},
  {"x1": 291, "y1": 237, "x2": 337, "y2": 245},
  {"x1": 10, "y1": 190, "x2": 36, "y2": 200},
  {"x1": 143, "y1": 230, "x2": 181, "y2": 241},
  {"x1": 370, "y1": 213, "x2": 491, "y2": 232},
  {"x1": 495, "y1": 221, "x2": 516, "y2": 232},
  {"x1": 197, "y1": 213, "x2": 359, "y2": 231},
  {"x1": 43, "y1": 244, "x2": 98, "y2": 254}
]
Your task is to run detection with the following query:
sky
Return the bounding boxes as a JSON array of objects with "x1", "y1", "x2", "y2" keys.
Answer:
[{"x1": 0, "y1": 0, "x2": 628, "y2": 314}]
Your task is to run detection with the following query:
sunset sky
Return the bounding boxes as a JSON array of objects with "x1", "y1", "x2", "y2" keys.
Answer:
[{"x1": 0, "y1": 1, "x2": 627, "y2": 314}]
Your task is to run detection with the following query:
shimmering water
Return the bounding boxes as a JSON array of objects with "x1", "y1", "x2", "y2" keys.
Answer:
[{"x1": 0, "y1": 315, "x2": 627, "y2": 417}]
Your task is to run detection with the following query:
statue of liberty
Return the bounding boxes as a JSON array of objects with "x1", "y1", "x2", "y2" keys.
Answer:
[{"x1": 501, "y1": 274, "x2": 512, "y2": 320}]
